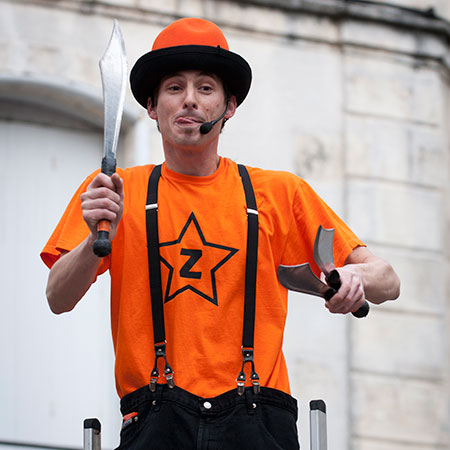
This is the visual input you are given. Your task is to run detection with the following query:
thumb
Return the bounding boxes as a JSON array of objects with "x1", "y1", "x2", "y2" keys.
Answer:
[{"x1": 111, "y1": 173, "x2": 124, "y2": 197}]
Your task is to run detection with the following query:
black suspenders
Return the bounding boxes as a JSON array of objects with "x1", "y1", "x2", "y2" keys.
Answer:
[
  {"x1": 236, "y1": 165, "x2": 260, "y2": 395},
  {"x1": 145, "y1": 164, "x2": 259, "y2": 395},
  {"x1": 146, "y1": 164, "x2": 174, "y2": 391}
]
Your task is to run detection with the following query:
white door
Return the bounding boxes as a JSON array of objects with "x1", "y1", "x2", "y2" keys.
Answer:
[{"x1": 0, "y1": 120, "x2": 121, "y2": 449}]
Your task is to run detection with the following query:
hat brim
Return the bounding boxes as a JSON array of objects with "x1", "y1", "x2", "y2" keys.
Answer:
[{"x1": 130, "y1": 45, "x2": 252, "y2": 108}]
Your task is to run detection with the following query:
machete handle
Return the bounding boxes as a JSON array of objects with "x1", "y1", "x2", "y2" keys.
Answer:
[
  {"x1": 92, "y1": 155, "x2": 117, "y2": 257},
  {"x1": 325, "y1": 269, "x2": 370, "y2": 318},
  {"x1": 324, "y1": 287, "x2": 337, "y2": 301},
  {"x1": 327, "y1": 269, "x2": 341, "y2": 289},
  {"x1": 93, "y1": 220, "x2": 112, "y2": 257},
  {"x1": 353, "y1": 300, "x2": 370, "y2": 318}
]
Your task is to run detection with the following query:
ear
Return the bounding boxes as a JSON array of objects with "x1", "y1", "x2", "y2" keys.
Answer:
[
  {"x1": 225, "y1": 95, "x2": 237, "y2": 120},
  {"x1": 147, "y1": 97, "x2": 158, "y2": 120}
]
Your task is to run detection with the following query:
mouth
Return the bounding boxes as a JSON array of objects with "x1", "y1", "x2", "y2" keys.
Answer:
[{"x1": 175, "y1": 116, "x2": 204, "y2": 126}]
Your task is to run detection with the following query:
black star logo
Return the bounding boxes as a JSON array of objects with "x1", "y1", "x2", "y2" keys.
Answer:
[{"x1": 159, "y1": 213, "x2": 238, "y2": 306}]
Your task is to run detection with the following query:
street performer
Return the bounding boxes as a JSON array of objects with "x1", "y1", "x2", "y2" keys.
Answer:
[{"x1": 41, "y1": 17, "x2": 400, "y2": 449}]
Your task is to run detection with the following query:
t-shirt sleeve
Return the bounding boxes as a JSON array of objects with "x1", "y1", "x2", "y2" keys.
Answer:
[
  {"x1": 40, "y1": 171, "x2": 110, "y2": 276},
  {"x1": 281, "y1": 178, "x2": 365, "y2": 274}
]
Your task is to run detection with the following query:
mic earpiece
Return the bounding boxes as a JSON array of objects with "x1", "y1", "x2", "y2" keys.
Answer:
[{"x1": 200, "y1": 103, "x2": 229, "y2": 135}]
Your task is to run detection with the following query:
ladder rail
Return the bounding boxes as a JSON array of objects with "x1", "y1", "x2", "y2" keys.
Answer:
[
  {"x1": 309, "y1": 399, "x2": 327, "y2": 450},
  {"x1": 83, "y1": 418, "x2": 101, "y2": 450}
]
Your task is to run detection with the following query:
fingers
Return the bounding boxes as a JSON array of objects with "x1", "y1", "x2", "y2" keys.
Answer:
[
  {"x1": 81, "y1": 173, "x2": 124, "y2": 238},
  {"x1": 111, "y1": 173, "x2": 124, "y2": 198},
  {"x1": 85, "y1": 172, "x2": 123, "y2": 196},
  {"x1": 324, "y1": 268, "x2": 366, "y2": 315}
]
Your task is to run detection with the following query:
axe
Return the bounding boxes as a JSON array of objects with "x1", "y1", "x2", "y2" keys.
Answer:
[
  {"x1": 278, "y1": 226, "x2": 369, "y2": 318},
  {"x1": 93, "y1": 20, "x2": 127, "y2": 257}
]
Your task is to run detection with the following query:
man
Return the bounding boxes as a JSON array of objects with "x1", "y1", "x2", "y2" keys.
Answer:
[{"x1": 42, "y1": 18, "x2": 400, "y2": 449}]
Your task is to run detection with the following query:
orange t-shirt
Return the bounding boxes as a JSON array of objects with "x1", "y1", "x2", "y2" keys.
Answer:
[{"x1": 41, "y1": 157, "x2": 364, "y2": 399}]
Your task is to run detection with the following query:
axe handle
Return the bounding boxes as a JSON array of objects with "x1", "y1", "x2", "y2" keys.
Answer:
[
  {"x1": 92, "y1": 154, "x2": 116, "y2": 257},
  {"x1": 325, "y1": 269, "x2": 370, "y2": 318}
]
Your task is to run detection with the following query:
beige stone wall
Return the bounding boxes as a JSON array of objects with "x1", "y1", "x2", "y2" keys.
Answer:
[
  {"x1": 1, "y1": 0, "x2": 448, "y2": 448},
  {"x1": 338, "y1": 8, "x2": 450, "y2": 446},
  {"x1": 343, "y1": 31, "x2": 450, "y2": 450},
  {"x1": 388, "y1": 0, "x2": 450, "y2": 21}
]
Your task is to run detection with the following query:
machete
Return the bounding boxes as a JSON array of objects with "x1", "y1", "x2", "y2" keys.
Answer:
[
  {"x1": 93, "y1": 20, "x2": 128, "y2": 257},
  {"x1": 277, "y1": 263, "x2": 336, "y2": 301},
  {"x1": 314, "y1": 226, "x2": 369, "y2": 318},
  {"x1": 277, "y1": 226, "x2": 369, "y2": 318}
]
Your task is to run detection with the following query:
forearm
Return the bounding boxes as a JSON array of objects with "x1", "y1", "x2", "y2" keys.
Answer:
[
  {"x1": 344, "y1": 247, "x2": 400, "y2": 304},
  {"x1": 46, "y1": 235, "x2": 102, "y2": 314}
]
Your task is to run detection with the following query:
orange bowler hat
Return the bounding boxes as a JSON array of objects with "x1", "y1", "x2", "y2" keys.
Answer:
[{"x1": 130, "y1": 18, "x2": 252, "y2": 108}]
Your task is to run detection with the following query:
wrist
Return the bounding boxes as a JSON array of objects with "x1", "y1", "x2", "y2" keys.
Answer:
[
  {"x1": 85, "y1": 233, "x2": 96, "y2": 247},
  {"x1": 83, "y1": 234, "x2": 103, "y2": 261}
]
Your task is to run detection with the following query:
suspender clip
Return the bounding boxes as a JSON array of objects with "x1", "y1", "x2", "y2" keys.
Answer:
[
  {"x1": 150, "y1": 371, "x2": 158, "y2": 392},
  {"x1": 251, "y1": 373, "x2": 261, "y2": 394},
  {"x1": 236, "y1": 347, "x2": 260, "y2": 396},
  {"x1": 236, "y1": 371, "x2": 246, "y2": 396},
  {"x1": 164, "y1": 366, "x2": 175, "y2": 389},
  {"x1": 149, "y1": 342, "x2": 175, "y2": 392}
]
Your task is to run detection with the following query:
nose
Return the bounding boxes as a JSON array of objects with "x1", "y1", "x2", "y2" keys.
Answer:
[{"x1": 183, "y1": 85, "x2": 198, "y2": 109}]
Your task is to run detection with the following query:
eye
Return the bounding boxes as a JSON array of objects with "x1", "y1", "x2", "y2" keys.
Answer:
[
  {"x1": 199, "y1": 84, "x2": 213, "y2": 93},
  {"x1": 167, "y1": 84, "x2": 182, "y2": 92}
]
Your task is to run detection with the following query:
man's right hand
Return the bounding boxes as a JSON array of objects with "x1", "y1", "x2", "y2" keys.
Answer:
[{"x1": 81, "y1": 172, "x2": 124, "y2": 241}]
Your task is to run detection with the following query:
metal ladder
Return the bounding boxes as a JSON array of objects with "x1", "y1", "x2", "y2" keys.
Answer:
[
  {"x1": 83, "y1": 399, "x2": 327, "y2": 450},
  {"x1": 83, "y1": 418, "x2": 101, "y2": 450},
  {"x1": 309, "y1": 399, "x2": 328, "y2": 450}
]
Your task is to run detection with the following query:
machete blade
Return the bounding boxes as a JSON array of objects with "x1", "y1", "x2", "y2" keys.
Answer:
[
  {"x1": 99, "y1": 19, "x2": 127, "y2": 165},
  {"x1": 313, "y1": 225, "x2": 336, "y2": 277},
  {"x1": 93, "y1": 20, "x2": 127, "y2": 258},
  {"x1": 277, "y1": 263, "x2": 334, "y2": 299}
]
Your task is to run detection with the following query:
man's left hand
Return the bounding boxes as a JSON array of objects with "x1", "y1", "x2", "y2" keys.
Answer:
[{"x1": 321, "y1": 267, "x2": 366, "y2": 315}]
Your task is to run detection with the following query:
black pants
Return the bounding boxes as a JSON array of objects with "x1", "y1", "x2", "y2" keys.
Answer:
[{"x1": 116, "y1": 384, "x2": 300, "y2": 450}]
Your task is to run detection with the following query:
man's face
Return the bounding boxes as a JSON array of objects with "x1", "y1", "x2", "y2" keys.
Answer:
[{"x1": 147, "y1": 70, "x2": 236, "y2": 151}]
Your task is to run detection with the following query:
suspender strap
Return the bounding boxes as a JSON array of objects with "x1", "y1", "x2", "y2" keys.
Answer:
[
  {"x1": 146, "y1": 164, "x2": 174, "y2": 391},
  {"x1": 145, "y1": 163, "x2": 260, "y2": 395},
  {"x1": 146, "y1": 164, "x2": 165, "y2": 344},
  {"x1": 236, "y1": 164, "x2": 260, "y2": 395},
  {"x1": 237, "y1": 164, "x2": 258, "y2": 348}
]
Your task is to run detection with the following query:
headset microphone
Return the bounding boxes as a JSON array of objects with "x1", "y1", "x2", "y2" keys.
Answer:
[{"x1": 199, "y1": 103, "x2": 229, "y2": 135}]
